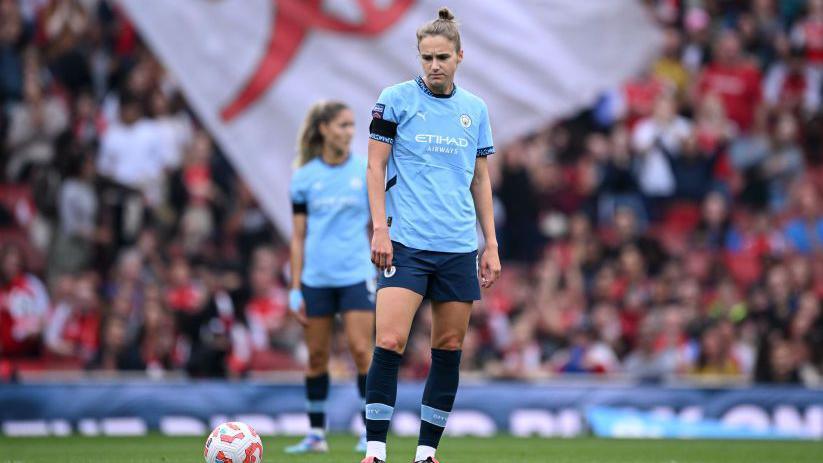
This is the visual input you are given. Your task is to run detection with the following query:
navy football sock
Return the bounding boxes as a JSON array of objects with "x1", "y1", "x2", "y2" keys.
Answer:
[
  {"x1": 305, "y1": 373, "x2": 329, "y2": 431},
  {"x1": 418, "y1": 348, "x2": 461, "y2": 449},
  {"x1": 365, "y1": 347, "x2": 403, "y2": 443}
]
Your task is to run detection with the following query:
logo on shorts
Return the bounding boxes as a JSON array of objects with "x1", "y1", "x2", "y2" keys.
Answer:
[
  {"x1": 383, "y1": 266, "x2": 396, "y2": 278},
  {"x1": 459, "y1": 114, "x2": 472, "y2": 128}
]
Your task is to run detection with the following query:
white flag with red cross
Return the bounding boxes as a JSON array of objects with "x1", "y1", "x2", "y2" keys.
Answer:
[{"x1": 118, "y1": 0, "x2": 661, "y2": 235}]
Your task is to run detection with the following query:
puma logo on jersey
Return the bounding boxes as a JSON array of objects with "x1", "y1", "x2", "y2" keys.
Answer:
[{"x1": 415, "y1": 111, "x2": 426, "y2": 121}]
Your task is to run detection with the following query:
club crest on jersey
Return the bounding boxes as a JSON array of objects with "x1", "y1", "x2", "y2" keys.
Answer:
[
  {"x1": 459, "y1": 114, "x2": 472, "y2": 128},
  {"x1": 372, "y1": 103, "x2": 386, "y2": 119}
]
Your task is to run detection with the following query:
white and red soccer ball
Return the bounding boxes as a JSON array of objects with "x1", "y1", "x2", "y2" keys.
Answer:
[{"x1": 204, "y1": 422, "x2": 263, "y2": 463}]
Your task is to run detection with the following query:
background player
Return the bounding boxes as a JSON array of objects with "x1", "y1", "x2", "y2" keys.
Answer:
[
  {"x1": 362, "y1": 8, "x2": 501, "y2": 463},
  {"x1": 286, "y1": 101, "x2": 375, "y2": 454}
]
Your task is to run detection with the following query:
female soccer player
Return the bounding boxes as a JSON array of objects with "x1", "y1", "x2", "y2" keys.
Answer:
[
  {"x1": 363, "y1": 8, "x2": 501, "y2": 463},
  {"x1": 286, "y1": 100, "x2": 375, "y2": 454}
]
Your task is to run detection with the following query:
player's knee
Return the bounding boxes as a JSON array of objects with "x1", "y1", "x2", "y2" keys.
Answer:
[
  {"x1": 432, "y1": 333, "x2": 464, "y2": 350},
  {"x1": 349, "y1": 341, "x2": 371, "y2": 363},
  {"x1": 307, "y1": 350, "x2": 329, "y2": 373},
  {"x1": 351, "y1": 348, "x2": 371, "y2": 370},
  {"x1": 375, "y1": 335, "x2": 406, "y2": 354}
]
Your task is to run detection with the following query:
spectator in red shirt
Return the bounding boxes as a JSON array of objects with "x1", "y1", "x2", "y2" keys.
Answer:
[
  {"x1": 246, "y1": 264, "x2": 288, "y2": 347},
  {"x1": 692, "y1": 94, "x2": 736, "y2": 176},
  {"x1": 763, "y1": 42, "x2": 821, "y2": 116},
  {"x1": 166, "y1": 256, "x2": 206, "y2": 315},
  {"x1": 165, "y1": 256, "x2": 207, "y2": 359},
  {"x1": 695, "y1": 29, "x2": 764, "y2": 132},
  {"x1": 44, "y1": 271, "x2": 100, "y2": 365},
  {"x1": 791, "y1": 0, "x2": 823, "y2": 67},
  {"x1": 0, "y1": 244, "x2": 49, "y2": 359},
  {"x1": 622, "y1": 70, "x2": 668, "y2": 129},
  {"x1": 245, "y1": 247, "x2": 299, "y2": 368}
]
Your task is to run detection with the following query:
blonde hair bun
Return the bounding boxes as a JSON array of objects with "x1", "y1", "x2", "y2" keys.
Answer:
[
  {"x1": 417, "y1": 7, "x2": 460, "y2": 51},
  {"x1": 438, "y1": 7, "x2": 455, "y2": 21}
]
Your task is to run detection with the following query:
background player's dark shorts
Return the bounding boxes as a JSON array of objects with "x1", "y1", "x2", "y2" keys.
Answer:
[
  {"x1": 377, "y1": 241, "x2": 480, "y2": 302},
  {"x1": 302, "y1": 281, "x2": 375, "y2": 317}
]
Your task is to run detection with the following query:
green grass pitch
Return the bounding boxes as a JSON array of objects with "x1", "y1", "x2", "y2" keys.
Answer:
[{"x1": 2, "y1": 435, "x2": 822, "y2": 463}]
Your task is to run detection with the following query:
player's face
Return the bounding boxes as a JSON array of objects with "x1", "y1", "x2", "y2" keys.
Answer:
[
  {"x1": 321, "y1": 108, "x2": 355, "y2": 155},
  {"x1": 418, "y1": 35, "x2": 462, "y2": 93}
]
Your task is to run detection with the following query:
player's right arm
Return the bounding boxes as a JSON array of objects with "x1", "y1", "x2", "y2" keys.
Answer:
[
  {"x1": 289, "y1": 174, "x2": 309, "y2": 326},
  {"x1": 368, "y1": 88, "x2": 400, "y2": 271},
  {"x1": 290, "y1": 212, "x2": 307, "y2": 292},
  {"x1": 367, "y1": 139, "x2": 392, "y2": 271}
]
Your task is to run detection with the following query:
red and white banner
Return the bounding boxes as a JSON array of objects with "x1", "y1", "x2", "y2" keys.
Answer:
[{"x1": 118, "y1": 0, "x2": 661, "y2": 234}]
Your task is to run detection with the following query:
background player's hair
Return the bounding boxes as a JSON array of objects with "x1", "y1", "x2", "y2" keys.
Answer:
[
  {"x1": 417, "y1": 7, "x2": 461, "y2": 52},
  {"x1": 294, "y1": 100, "x2": 349, "y2": 167}
]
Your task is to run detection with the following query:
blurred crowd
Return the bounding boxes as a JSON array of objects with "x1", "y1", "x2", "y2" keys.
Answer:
[
  {"x1": 0, "y1": 0, "x2": 295, "y2": 380},
  {"x1": 477, "y1": 0, "x2": 823, "y2": 385},
  {"x1": 1, "y1": 0, "x2": 822, "y2": 385}
]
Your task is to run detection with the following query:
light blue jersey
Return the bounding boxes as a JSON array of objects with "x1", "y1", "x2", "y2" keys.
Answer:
[
  {"x1": 369, "y1": 77, "x2": 495, "y2": 253},
  {"x1": 290, "y1": 155, "x2": 373, "y2": 287}
]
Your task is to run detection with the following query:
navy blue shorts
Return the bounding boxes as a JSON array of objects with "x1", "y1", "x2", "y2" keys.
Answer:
[
  {"x1": 302, "y1": 281, "x2": 376, "y2": 317},
  {"x1": 377, "y1": 241, "x2": 480, "y2": 302}
]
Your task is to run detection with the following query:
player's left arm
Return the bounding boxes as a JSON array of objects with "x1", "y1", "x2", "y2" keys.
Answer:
[{"x1": 470, "y1": 156, "x2": 501, "y2": 289}]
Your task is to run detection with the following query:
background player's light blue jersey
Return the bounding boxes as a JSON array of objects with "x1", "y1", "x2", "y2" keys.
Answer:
[
  {"x1": 369, "y1": 76, "x2": 495, "y2": 253},
  {"x1": 290, "y1": 155, "x2": 373, "y2": 287}
]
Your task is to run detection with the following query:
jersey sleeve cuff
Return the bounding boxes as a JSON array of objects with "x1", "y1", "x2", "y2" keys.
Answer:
[
  {"x1": 292, "y1": 202, "x2": 307, "y2": 214},
  {"x1": 477, "y1": 146, "x2": 496, "y2": 157}
]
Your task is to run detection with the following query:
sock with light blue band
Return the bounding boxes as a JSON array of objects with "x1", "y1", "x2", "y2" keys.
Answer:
[
  {"x1": 421, "y1": 404, "x2": 450, "y2": 427},
  {"x1": 365, "y1": 347, "x2": 402, "y2": 444},
  {"x1": 418, "y1": 348, "x2": 461, "y2": 448},
  {"x1": 365, "y1": 403, "x2": 394, "y2": 461},
  {"x1": 306, "y1": 373, "x2": 329, "y2": 430},
  {"x1": 365, "y1": 402, "x2": 394, "y2": 420},
  {"x1": 307, "y1": 400, "x2": 326, "y2": 413}
]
